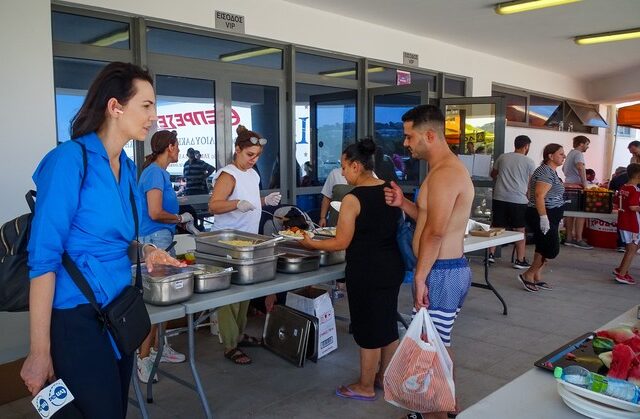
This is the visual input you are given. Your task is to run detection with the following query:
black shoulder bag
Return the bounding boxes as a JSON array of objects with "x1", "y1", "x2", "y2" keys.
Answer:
[{"x1": 62, "y1": 177, "x2": 150, "y2": 356}]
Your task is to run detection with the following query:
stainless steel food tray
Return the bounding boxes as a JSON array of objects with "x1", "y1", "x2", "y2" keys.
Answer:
[
  {"x1": 277, "y1": 249, "x2": 321, "y2": 274},
  {"x1": 276, "y1": 240, "x2": 345, "y2": 266},
  {"x1": 138, "y1": 266, "x2": 194, "y2": 305},
  {"x1": 195, "y1": 252, "x2": 280, "y2": 285},
  {"x1": 195, "y1": 229, "x2": 277, "y2": 260},
  {"x1": 190, "y1": 264, "x2": 234, "y2": 293}
]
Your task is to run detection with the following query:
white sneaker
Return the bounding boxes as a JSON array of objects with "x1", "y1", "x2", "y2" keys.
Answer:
[
  {"x1": 151, "y1": 344, "x2": 186, "y2": 363},
  {"x1": 137, "y1": 356, "x2": 158, "y2": 384}
]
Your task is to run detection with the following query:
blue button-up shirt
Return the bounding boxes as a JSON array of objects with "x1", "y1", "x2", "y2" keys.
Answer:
[
  {"x1": 139, "y1": 162, "x2": 179, "y2": 236},
  {"x1": 28, "y1": 132, "x2": 142, "y2": 310}
]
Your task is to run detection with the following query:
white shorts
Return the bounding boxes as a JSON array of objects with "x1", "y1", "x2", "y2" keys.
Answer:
[{"x1": 619, "y1": 229, "x2": 640, "y2": 245}]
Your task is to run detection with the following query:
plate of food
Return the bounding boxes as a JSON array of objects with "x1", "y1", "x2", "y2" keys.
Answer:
[
  {"x1": 277, "y1": 227, "x2": 314, "y2": 240},
  {"x1": 314, "y1": 227, "x2": 337, "y2": 237}
]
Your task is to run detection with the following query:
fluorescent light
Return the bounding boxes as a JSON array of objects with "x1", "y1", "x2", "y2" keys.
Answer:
[
  {"x1": 575, "y1": 28, "x2": 640, "y2": 45},
  {"x1": 320, "y1": 66, "x2": 384, "y2": 78},
  {"x1": 219, "y1": 47, "x2": 280, "y2": 62},
  {"x1": 495, "y1": 0, "x2": 581, "y2": 15}
]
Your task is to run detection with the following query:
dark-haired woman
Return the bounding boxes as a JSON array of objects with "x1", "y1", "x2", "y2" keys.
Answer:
[
  {"x1": 136, "y1": 130, "x2": 190, "y2": 383},
  {"x1": 21, "y1": 62, "x2": 184, "y2": 418},
  {"x1": 301, "y1": 138, "x2": 403, "y2": 401},
  {"x1": 518, "y1": 144, "x2": 566, "y2": 292},
  {"x1": 208, "y1": 125, "x2": 281, "y2": 365}
]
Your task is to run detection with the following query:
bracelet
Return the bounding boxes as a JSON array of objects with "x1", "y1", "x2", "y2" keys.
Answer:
[{"x1": 143, "y1": 243, "x2": 158, "y2": 256}]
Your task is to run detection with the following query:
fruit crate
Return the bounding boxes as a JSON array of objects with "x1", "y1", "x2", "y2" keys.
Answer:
[
  {"x1": 582, "y1": 190, "x2": 614, "y2": 214},
  {"x1": 563, "y1": 189, "x2": 583, "y2": 211}
]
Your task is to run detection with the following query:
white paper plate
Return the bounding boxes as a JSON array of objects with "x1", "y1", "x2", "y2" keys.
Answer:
[
  {"x1": 277, "y1": 231, "x2": 314, "y2": 241},
  {"x1": 330, "y1": 201, "x2": 341, "y2": 212},
  {"x1": 557, "y1": 381, "x2": 640, "y2": 418}
]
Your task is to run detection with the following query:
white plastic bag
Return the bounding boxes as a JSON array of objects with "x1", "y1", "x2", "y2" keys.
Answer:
[{"x1": 383, "y1": 308, "x2": 455, "y2": 413}]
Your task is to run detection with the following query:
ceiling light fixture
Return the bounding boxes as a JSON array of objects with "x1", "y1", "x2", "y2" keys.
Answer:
[
  {"x1": 575, "y1": 28, "x2": 640, "y2": 45},
  {"x1": 320, "y1": 66, "x2": 385, "y2": 78},
  {"x1": 495, "y1": 0, "x2": 581, "y2": 15},
  {"x1": 219, "y1": 47, "x2": 281, "y2": 62}
]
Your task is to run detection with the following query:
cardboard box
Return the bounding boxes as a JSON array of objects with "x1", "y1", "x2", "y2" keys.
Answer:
[{"x1": 286, "y1": 287, "x2": 337, "y2": 358}]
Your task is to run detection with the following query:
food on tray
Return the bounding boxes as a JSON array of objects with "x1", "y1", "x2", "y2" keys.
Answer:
[
  {"x1": 608, "y1": 344, "x2": 636, "y2": 380},
  {"x1": 278, "y1": 226, "x2": 313, "y2": 239},
  {"x1": 315, "y1": 227, "x2": 337, "y2": 236},
  {"x1": 599, "y1": 351, "x2": 613, "y2": 369},
  {"x1": 592, "y1": 336, "x2": 615, "y2": 354},
  {"x1": 219, "y1": 239, "x2": 255, "y2": 247}
]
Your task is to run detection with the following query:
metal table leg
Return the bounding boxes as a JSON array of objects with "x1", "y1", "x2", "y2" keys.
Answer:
[
  {"x1": 470, "y1": 249, "x2": 508, "y2": 315},
  {"x1": 188, "y1": 313, "x2": 213, "y2": 419},
  {"x1": 147, "y1": 323, "x2": 165, "y2": 403},
  {"x1": 131, "y1": 361, "x2": 149, "y2": 419}
]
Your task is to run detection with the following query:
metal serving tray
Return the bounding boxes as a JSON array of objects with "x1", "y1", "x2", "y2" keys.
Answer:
[
  {"x1": 277, "y1": 250, "x2": 321, "y2": 274},
  {"x1": 263, "y1": 305, "x2": 314, "y2": 367},
  {"x1": 276, "y1": 239, "x2": 345, "y2": 266},
  {"x1": 138, "y1": 265, "x2": 194, "y2": 306},
  {"x1": 195, "y1": 229, "x2": 277, "y2": 260},
  {"x1": 190, "y1": 264, "x2": 234, "y2": 293},
  {"x1": 195, "y1": 252, "x2": 280, "y2": 285}
]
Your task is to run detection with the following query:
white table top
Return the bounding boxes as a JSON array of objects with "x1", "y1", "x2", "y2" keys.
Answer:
[
  {"x1": 463, "y1": 231, "x2": 524, "y2": 253},
  {"x1": 181, "y1": 263, "x2": 345, "y2": 314},
  {"x1": 146, "y1": 303, "x2": 186, "y2": 325},
  {"x1": 458, "y1": 305, "x2": 640, "y2": 418},
  {"x1": 564, "y1": 210, "x2": 617, "y2": 223}
]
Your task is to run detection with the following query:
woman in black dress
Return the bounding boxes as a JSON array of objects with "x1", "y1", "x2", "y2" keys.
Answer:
[{"x1": 301, "y1": 138, "x2": 404, "y2": 401}]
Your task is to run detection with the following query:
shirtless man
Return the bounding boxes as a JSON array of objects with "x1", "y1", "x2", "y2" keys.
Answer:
[{"x1": 385, "y1": 105, "x2": 473, "y2": 419}]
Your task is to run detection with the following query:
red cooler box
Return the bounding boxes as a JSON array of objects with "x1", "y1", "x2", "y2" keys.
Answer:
[{"x1": 584, "y1": 218, "x2": 617, "y2": 249}]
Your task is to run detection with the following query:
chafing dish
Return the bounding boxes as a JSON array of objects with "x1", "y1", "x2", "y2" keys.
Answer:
[
  {"x1": 277, "y1": 249, "x2": 321, "y2": 274},
  {"x1": 190, "y1": 264, "x2": 234, "y2": 293},
  {"x1": 195, "y1": 229, "x2": 279, "y2": 260},
  {"x1": 195, "y1": 252, "x2": 280, "y2": 285},
  {"x1": 276, "y1": 238, "x2": 345, "y2": 266},
  {"x1": 137, "y1": 265, "x2": 194, "y2": 306}
]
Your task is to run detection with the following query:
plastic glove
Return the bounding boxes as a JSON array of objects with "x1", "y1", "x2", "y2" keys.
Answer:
[
  {"x1": 185, "y1": 220, "x2": 200, "y2": 235},
  {"x1": 237, "y1": 200, "x2": 256, "y2": 213},
  {"x1": 178, "y1": 212, "x2": 194, "y2": 224},
  {"x1": 539, "y1": 215, "x2": 550, "y2": 235},
  {"x1": 264, "y1": 192, "x2": 281, "y2": 206}
]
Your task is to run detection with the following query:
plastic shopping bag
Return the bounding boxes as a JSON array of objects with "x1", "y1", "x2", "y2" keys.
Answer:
[{"x1": 383, "y1": 308, "x2": 455, "y2": 413}]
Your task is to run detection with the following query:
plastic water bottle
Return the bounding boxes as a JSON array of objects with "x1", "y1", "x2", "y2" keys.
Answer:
[{"x1": 554, "y1": 365, "x2": 640, "y2": 404}]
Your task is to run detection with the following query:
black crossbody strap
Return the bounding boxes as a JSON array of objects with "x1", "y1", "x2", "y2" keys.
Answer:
[{"x1": 129, "y1": 184, "x2": 143, "y2": 290}]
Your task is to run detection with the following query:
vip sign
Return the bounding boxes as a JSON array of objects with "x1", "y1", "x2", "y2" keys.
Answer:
[{"x1": 155, "y1": 102, "x2": 252, "y2": 176}]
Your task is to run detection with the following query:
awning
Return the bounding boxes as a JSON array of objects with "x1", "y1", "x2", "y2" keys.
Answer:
[{"x1": 618, "y1": 104, "x2": 640, "y2": 129}]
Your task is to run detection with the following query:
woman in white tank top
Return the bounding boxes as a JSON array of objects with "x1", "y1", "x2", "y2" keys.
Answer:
[{"x1": 207, "y1": 125, "x2": 281, "y2": 365}]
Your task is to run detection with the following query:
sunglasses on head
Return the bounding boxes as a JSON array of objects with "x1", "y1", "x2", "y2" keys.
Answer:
[{"x1": 248, "y1": 136, "x2": 267, "y2": 146}]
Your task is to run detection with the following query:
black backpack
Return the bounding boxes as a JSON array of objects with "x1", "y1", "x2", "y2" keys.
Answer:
[{"x1": 0, "y1": 140, "x2": 87, "y2": 312}]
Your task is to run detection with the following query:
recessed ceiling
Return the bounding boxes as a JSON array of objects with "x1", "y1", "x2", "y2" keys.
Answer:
[{"x1": 284, "y1": 0, "x2": 640, "y2": 81}]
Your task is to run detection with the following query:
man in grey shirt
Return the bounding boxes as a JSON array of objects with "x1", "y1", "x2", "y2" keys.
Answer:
[
  {"x1": 489, "y1": 135, "x2": 536, "y2": 268},
  {"x1": 563, "y1": 135, "x2": 592, "y2": 249}
]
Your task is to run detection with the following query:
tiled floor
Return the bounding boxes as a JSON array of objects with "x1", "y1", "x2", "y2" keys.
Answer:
[{"x1": 3, "y1": 243, "x2": 639, "y2": 418}]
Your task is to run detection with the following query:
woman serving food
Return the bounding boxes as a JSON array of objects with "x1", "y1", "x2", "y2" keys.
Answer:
[{"x1": 208, "y1": 125, "x2": 281, "y2": 365}]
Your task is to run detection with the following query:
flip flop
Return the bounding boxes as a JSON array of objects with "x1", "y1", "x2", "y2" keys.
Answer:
[
  {"x1": 237, "y1": 334, "x2": 263, "y2": 347},
  {"x1": 335, "y1": 385, "x2": 377, "y2": 401},
  {"x1": 535, "y1": 281, "x2": 553, "y2": 290},
  {"x1": 517, "y1": 274, "x2": 538, "y2": 292}
]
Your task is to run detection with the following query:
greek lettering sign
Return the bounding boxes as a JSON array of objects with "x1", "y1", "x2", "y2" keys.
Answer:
[
  {"x1": 403, "y1": 52, "x2": 419, "y2": 67},
  {"x1": 215, "y1": 10, "x2": 245, "y2": 34}
]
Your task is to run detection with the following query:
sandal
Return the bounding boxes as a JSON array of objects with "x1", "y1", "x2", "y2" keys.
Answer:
[
  {"x1": 238, "y1": 334, "x2": 263, "y2": 347},
  {"x1": 517, "y1": 274, "x2": 538, "y2": 292},
  {"x1": 535, "y1": 281, "x2": 552, "y2": 290},
  {"x1": 224, "y1": 348, "x2": 252, "y2": 365}
]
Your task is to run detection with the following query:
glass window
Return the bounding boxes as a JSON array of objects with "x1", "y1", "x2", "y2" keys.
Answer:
[
  {"x1": 155, "y1": 75, "x2": 216, "y2": 194},
  {"x1": 296, "y1": 53, "x2": 357, "y2": 79},
  {"x1": 372, "y1": 92, "x2": 422, "y2": 184},
  {"x1": 445, "y1": 78, "x2": 466, "y2": 96},
  {"x1": 367, "y1": 65, "x2": 436, "y2": 89},
  {"x1": 295, "y1": 84, "x2": 357, "y2": 186},
  {"x1": 493, "y1": 89, "x2": 527, "y2": 124},
  {"x1": 529, "y1": 95, "x2": 563, "y2": 129},
  {"x1": 566, "y1": 102, "x2": 608, "y2": 128},
  {"x1": 52, "y1": 12, "x2": 130, "y2": 49},
  {"x1": 231, "y1": 83, "x2": 280, "y2": 190},
  {"x1": 147, "y1": 28, "x2": 282, "y2": 69},
  {"x1": 618, "y1": 126, "x2": 631, "y2": 137}
]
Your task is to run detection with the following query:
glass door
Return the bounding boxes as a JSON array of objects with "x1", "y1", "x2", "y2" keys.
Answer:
[
  {"x1": 440, "y1": 96, "x2": 505, "y2": 222},
  {"x1": 368, "y1": 84, "x2": 430, "y2": 188}
]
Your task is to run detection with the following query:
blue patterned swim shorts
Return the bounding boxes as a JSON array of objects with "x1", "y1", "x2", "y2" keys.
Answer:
[{"x1": 425, "y1": 257, "x2": 471, "y2": 347}]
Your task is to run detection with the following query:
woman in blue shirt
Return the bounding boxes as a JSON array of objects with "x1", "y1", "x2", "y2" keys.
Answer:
[
  {"x1": 21, "y1": 62, "x2": 184, "y2": 419},
  {"x1": 137, "y1": 129, "x2": 191, "y2": 382}
]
